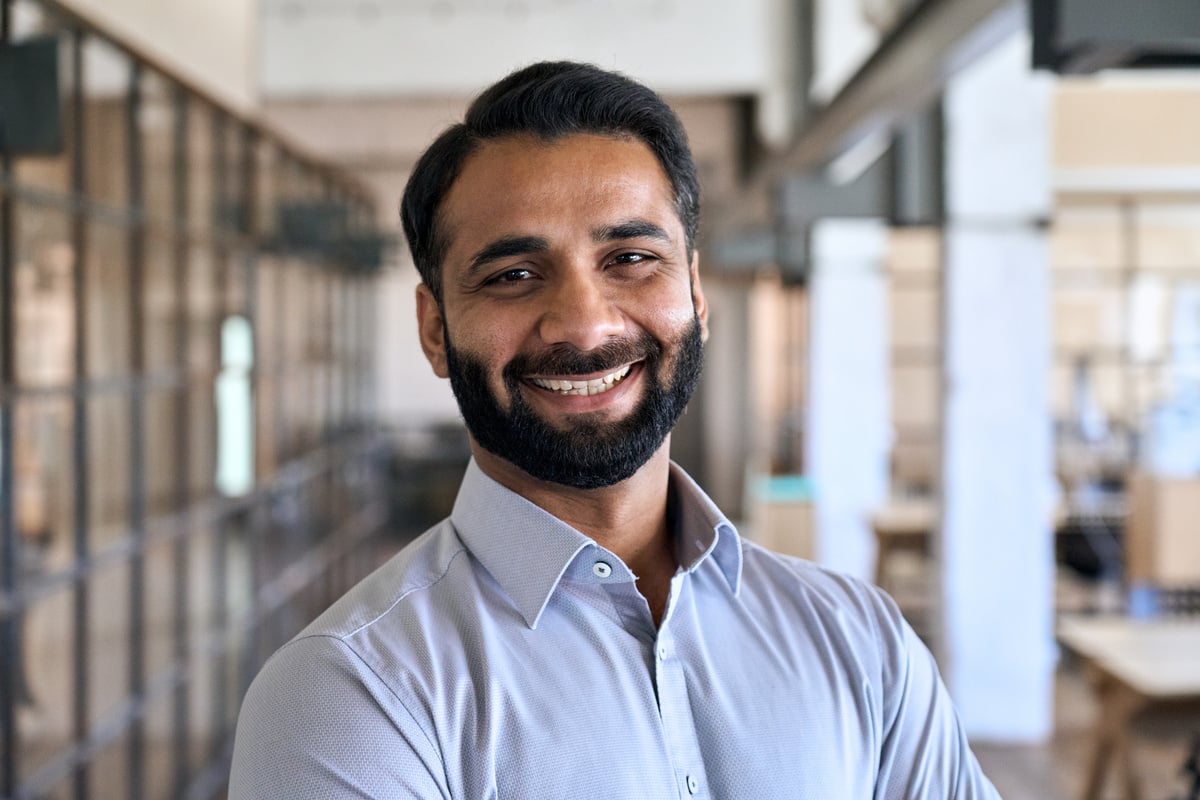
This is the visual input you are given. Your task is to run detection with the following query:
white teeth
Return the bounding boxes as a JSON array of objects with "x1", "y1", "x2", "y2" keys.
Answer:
[{"x1": 531, "y1": 365, "x2": 632, "y2": 396}]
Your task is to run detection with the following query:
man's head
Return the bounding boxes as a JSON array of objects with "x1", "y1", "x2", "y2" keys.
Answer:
[
  {"x1": 402, "y1": 62, "x2": 706, "y2": 490},
  {"x1": 401, "y1": 61, "x2": 700, "y2": 305}
]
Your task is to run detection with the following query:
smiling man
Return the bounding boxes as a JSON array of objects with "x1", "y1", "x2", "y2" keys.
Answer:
[{"x1": 230, "y1": 62, "x2": 999, "y2": 799}]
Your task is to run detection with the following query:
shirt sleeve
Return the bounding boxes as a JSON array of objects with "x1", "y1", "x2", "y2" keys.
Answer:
[
  {"x1": 229, "y1": 635, "x2": 449, "y2": 800},
  {"x1": 871, "y1": 591, "x2": 1002, "y2": 800}
]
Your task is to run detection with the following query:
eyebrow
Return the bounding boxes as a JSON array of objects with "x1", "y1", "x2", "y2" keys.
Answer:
[
  {"x1": 462, "y1": 220, "x2": 673, "y2": 281},
  {"x1": 592, "y1": 219, "x2": 673, "y2": 245},
  {"x1": 465, "y1": 235, "x2": 550, "y2": 278}
]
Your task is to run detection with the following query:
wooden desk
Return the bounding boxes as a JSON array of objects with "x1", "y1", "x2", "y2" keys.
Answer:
[{"x1": 1057, "y1": 615, "x2": 1200, "y2": 800}]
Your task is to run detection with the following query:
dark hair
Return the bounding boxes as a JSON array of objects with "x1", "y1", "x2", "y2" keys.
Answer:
[{"x1": 400, "y1": 61, "x2": 700, "y2": 302}]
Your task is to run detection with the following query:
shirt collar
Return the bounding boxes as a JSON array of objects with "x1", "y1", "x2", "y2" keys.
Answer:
[
  {"x1": 451, "y1": 459, "x2": 743, "y2": 630},
  {"x1": 669, "y1": 462, "x2": 743, "y2": 595}
]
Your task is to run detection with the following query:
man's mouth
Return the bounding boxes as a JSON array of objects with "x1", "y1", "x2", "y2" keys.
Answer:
[{"x1": 528, "y1": 364, "x2": 633, "y2": 396}]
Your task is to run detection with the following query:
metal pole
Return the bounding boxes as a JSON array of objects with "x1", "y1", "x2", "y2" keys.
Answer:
[
  {"x1": 69, "y1": 26, "x2": 93, "y2": 800},
  {"x1": 209, "y1": 110, "x2": 231, "y2": 764},
  {"x1": 125, "y1": 59, "x2": 147, "y2": 800},
  {"x1": 170, "y1": 81, "x2": 191, "y2": 799},
  {"x1": 0, "y1": 0, "x2": 22, "y2": 793}
]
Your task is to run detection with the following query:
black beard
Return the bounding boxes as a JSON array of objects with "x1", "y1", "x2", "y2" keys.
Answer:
[{"x1": 444, "y1": 318, "x2": 705, "y2": 490}]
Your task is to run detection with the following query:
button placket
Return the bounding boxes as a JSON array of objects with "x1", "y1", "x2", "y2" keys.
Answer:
[{"x1": 653, "y1": 583, "x2": 708, "y2": 800}]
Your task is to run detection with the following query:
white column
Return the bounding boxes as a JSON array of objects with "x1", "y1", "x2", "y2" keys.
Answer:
[
  {"x1": 806, "y1": 219, "x2": 891, "y2": 580},
  {"x1": 941, "y1": 31, "x2": 1056, "y2": 741}
]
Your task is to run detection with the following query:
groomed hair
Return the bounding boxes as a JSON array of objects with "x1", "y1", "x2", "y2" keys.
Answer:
[{"x1": 400, "y1": 61, "x2": 700, "y2": 302}]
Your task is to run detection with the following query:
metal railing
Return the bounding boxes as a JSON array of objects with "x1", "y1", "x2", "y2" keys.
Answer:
[{"x1": 0, "y1": 1, "x2": 393, "y2": 797}]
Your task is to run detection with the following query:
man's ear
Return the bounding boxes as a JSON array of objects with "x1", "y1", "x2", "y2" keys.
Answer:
[
  {"x1": 690, "y1": 251, "x2": 709, "y2": 342},
  {"x1": 416, "y1": 284, "x2": 450, "y2": 378}
]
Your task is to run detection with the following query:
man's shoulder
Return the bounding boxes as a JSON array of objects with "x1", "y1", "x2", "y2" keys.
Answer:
[
  {"x1": 297, "y1": 518, "x2": 471, "y2": 642},
  {"x1": 736, "y1": 538, "x2": 907, "y2": 643},
  {"x1": 245, "y1": 517, "x2": 482, "y2": 713}
]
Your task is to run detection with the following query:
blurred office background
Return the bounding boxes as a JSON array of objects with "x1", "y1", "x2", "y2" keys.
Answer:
[{"x1": 2, "y1": 0, "x2": 1200, "y2": 797}]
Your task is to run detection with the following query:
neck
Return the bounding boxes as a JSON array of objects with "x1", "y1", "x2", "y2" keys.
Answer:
[{"x1": 472, "y1": 441, "x2": 679, "y2": 623}]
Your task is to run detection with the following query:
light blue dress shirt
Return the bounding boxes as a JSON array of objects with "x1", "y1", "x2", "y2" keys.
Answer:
[{"x1": 230, "y1": 460, "x2": 999, "y2": 799}]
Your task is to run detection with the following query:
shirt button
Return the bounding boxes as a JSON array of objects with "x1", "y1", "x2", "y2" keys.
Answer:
[
  {"x1": 592, "y1": 561, "x2": 612, "y2": 578},
  {"x1": 657, "y1": 643, "x2": 668, "y2": 660},
  {"x1": 686, "y1": 775, "x2": 699, "y2": 794}
]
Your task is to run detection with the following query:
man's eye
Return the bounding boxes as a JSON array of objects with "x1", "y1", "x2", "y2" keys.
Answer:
[
  {"x1": 611, "y1": 252, "x2": 654, "y2": 266},
  {"x1": 488, "y1": 268, "x2": 535, "y2": 284}
]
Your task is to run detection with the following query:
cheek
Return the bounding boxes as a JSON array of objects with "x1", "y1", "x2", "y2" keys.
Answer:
[
  {"x1": 645, "y1": 290, "x2": 700, "y2": 336},
  {"x1": 453, "y1": 327, "x2": 523, "y2": 401}
]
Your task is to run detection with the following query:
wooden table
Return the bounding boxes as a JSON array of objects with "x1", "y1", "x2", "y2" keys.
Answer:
[{"x1": 1057, "y1": 615, "x2": 1200, "y2": 800}]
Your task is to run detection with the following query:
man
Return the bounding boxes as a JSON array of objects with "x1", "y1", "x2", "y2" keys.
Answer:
[{"x1": 230, "y1": 61, "x2": 999, "y2": 799}]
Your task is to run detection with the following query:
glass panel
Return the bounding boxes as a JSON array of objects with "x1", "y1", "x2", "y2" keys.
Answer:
[
  {"x1": 144, "y1": 388, "x2": 178, "y2": 518},
  {"x1": 223, "y1": 248, "x2": 250, "y2": 317},
  {"x1": 187, "y1": 101, "x2": 213, "y2": 238},
  {"x1": 187, "y1": 245, "x2": 218, "y2": 372},
  {"x1": 255, "y1": 257, "x2": 281, "y2": 375},
  {"x1": 82, "y1": 36, "x2": 131, "y2": 209},
  {"x1": 207, "y1": 113, "x2": 248, "y2": 238},
  {"x1": 143, "y1": 533, "x2": 176, "y2": 686},
  {"x1": 11, "y1": 395, "x2": 74, "y2": 569},
  {"x1": 143, "y1": 228, "x2": 177, "y2": 373},
  {"x1": 85, "y1": 221, "x2": 131, "y2": 379},
  {"x1": 329, "y1": 278, "x2": 346, "y2": 428},
  {"x1": 17, "y1": 586, "x2": 73, "y2": 786},
  {"x1": 187, "y1": 384, "x2": 217, "y2": 503},
  {"x1": 10, "y1": 392, "x2": 75, "y2": 785},
  {"x1": 87, "y1": 734, "x2": 129, "y2": 799},
  {"x1": 255, "y1": 371, "x2": 279, "y2": 478},
  {"x1": 306, "y1": 272, "x2": 331, "y2": 445},
  {"x1": 184, "y1": 521, "x2": 218, "y2": 772},
  {"x1": 85, "y1": 560, "x2": 131, "y2": 731},
  {"x1": 88, "y1": 394, "x2": 130, "y2": 544},
  {"x1": 144, "y1": 696, "x2": 173, "y2": 800},
  {"x1": 139, "y1": 74, "x2": 175, "y2": 234},
  {"x1": 283, "y1": 260, "x2": 307, "y2": 455},
  {"x1": 13, "y1": 206, "x2": 75, "y2": 388},
  {"x1": 255, "y1": 141, "x2": 280, "y2": 242}
]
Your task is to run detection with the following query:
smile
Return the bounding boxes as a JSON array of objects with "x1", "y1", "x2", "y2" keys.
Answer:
[{"x1": 529, "y1": 364, "x2": 633, "y2": 396}]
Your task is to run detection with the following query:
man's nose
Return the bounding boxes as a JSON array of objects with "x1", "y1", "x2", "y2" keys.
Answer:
[{"x1": 536, "y1": 271, "x2": 625, "y2": 352}]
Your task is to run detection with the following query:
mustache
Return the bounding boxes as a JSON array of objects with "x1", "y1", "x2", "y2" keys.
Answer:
[{"x1": 503, "y1": 333, "x2": 661, "y2": 383}]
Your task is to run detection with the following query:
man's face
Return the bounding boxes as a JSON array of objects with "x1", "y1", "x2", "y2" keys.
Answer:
[{"x1": 416, "y1": 133, "x2": 708, "y2": 490}]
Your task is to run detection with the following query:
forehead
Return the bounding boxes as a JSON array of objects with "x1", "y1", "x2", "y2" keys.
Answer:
[{"x1": 437, "y1": 133, "x2": 680, "y2": 256}]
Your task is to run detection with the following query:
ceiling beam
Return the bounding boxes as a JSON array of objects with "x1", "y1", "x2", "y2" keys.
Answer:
[{"x1": 706, "y1": 0, "x2": 1023, "y2": 245}]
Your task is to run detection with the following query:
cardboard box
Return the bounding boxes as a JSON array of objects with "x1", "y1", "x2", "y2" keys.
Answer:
[{"x1": 1126, "y1": 472, "x2": 1200, "y2": 587}]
